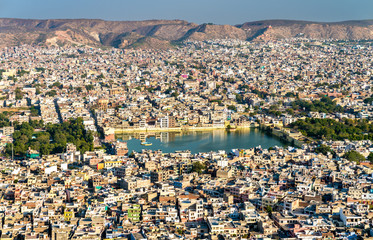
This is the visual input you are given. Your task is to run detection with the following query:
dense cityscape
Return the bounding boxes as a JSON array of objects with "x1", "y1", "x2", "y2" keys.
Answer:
[{"x1": 0, "y1": 38, "x2": 373, "y2": 240}]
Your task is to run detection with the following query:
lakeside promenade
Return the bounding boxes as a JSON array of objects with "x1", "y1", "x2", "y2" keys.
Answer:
[{"x1": 112, "y1": 124, "x2": 259, "y2": 134}]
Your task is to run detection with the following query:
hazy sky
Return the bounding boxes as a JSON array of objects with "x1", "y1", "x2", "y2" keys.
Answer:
[{"x1": 0, "y1": 0, "x2": 372, "y2": 25}]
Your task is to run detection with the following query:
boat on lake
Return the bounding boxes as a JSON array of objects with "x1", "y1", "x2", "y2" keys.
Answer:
[{"x1": 141, "y1": 142, "x2": 152, "y2": 146}]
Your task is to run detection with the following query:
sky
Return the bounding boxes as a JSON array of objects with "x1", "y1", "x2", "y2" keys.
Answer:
[{"x1": 0, "y1": 0, "x2": 372, "y2": 25}]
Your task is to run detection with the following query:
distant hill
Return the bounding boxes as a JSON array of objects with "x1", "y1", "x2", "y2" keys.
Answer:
[
  {"x1": 0, "y1": 18, "x2": 373, "y2": 49},
  {"x1": 238, "y1": 20, "x2": 373, "y2": 41}
]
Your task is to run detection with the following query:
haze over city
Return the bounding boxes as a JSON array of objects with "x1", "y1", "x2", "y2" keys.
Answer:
[{"x1": 0, "y1": 0, "x2": 373, "y2": 24}]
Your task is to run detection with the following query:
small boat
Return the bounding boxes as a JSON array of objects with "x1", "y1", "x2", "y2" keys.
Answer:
[
  {"x1": 141, "y1": 142, "x2": 152, "y2": 146},
  {"x1": 226, "y1": 125, "x2": 237, "y2": 131}
]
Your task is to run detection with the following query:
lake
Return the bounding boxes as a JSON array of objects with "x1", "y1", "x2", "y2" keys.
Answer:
[{"x1": 117, "y1": 128, "x2": 289, "y2": 154}]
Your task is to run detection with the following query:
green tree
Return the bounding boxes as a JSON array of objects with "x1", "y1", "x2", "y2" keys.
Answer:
[
  {"x1": 35, "y1": 67, "x2": 46, "y2": 73},
  {"x1": 192, "y1": 161, "x2": 206, "y2": 174},
  {"x1": 17, "y1": 69, "x2": 29, "y2": 77},
  {"x1": 367, "y1": 153, "x2": 373, "y2": 164},
  {"x1": 266, "y1": 205, "x2": 272, "y2": 215},
  {"x1": 285, "y1": 92, "x2": 296, "y2": 98},
  {"x1": 314, "y1": 144, "x2": 333, "y2": 155},
  {"x1": 227, "y1": 105, "x2": 237, "y2": 111},
  {"x1": 286, "y1": 108, "x2": 294, "y2": 115},
  {"x1": 171, "y1": 92, "x2": 179, "y2": 98},
  {"x1": 15, "y1": 88, "x2": 24, "y2": 100},
  {"x1": 364, "y1": 95, "x2": 373, "y2": 104},
  {"x1": 0, "y1": 113, "x2": 10, "y2": 128},
  {"x1": 30, "y1": 106, "x2": 39, "y2": 116},
  {"x1": 50, "y1": 81, "x2": 63, "y2": 89},
  {"x1": 344, "y1": 150, "x2": 365, "y2": 164},
  {"x1": 85, "y1": 84, "x2": 94, "y2": 91},
  {"x1": 46, "y1": 90, "x2": 57, "y2": 97},
  {"x1": 96, "y1": 73, "x2": 105, "y2": 80}
]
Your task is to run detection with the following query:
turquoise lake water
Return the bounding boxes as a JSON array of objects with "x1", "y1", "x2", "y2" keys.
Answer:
[{"x1": 117, "y1": 128, "x2": 289, "y2": 154}]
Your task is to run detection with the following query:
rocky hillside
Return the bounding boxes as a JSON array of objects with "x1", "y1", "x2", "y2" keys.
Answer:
[
  {"x1": 238, "y1": 20, "x2": 373, "y2": 41},
  {"x1": 0, "y1": 18, "x2": 373, "y2": 49}
]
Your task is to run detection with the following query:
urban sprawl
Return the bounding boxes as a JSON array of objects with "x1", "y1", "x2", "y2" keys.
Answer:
[{"x1": 0, "y1": 39, "x2": 373, "y2": 239}]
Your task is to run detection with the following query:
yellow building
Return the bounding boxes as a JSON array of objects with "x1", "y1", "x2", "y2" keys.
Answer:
[{"x1": 64, "y1": 210, "x2": 75, "y2": 222}]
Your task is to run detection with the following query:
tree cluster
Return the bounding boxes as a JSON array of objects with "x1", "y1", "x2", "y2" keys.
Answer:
[
  {"x1": 0, "y1": 113, "x2": 10, "y2": 128},
  {"x1": 6, "y1": 118, "x2": 93, "y2": 157},
  {"x1": 291, "y1": 118, "x2": 373, "y2": 141},
  {"x1": 343, "y1": 150, "x2": 365, "y2": 164},
  {"x1": 291, "y1": 96, "x2": 343, "y2": 114}
]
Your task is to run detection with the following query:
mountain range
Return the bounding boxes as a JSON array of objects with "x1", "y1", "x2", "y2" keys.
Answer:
[{"x1": 1, "y1": 18, "x2": 373, "y2": 49}]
